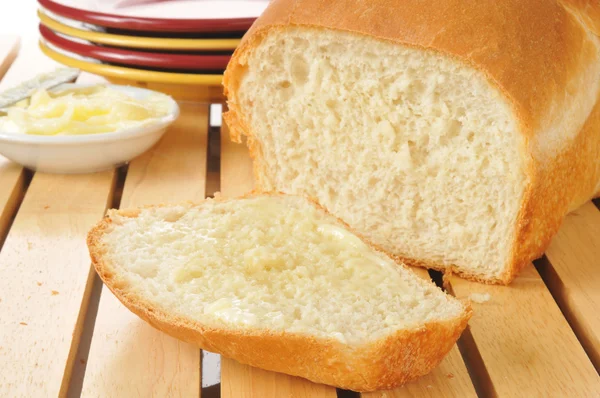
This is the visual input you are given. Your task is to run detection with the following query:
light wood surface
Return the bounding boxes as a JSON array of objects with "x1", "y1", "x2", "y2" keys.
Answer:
[
  {"x1": 0, "y1": 39, "x2": 114, "y2": 398},
  {"x1": 81, "y1": 103, "x2": 208, "y2": 397},
  {"x1": 219, "y1": 119, "x2": 337, "y2": 397},
  {"x1": 220, "y1": 123, "x2": 255, "y2": 194},
  {"x1": 543, "y1": 201, "x2": 600, "y2": 369},
  {"x1": 364, "y1": 269, "x2": 477, "y2": 398},
  {"x1": 222, "y1": 360, "x2": 339, "y2": 398},
  {"x1": 0, "y1": 171, "x2": 114, "y2": 398},
  {"x1": 448, "y1": 264, "x2": 600, "y2": 396}
]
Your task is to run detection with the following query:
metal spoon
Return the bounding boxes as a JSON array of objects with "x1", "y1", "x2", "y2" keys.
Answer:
[{"x1": 0, "y1": 68, "x2": 80, "y2": 116}]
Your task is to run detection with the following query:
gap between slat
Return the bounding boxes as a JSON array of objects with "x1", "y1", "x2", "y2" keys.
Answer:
[
  {"x1": 205, "y1": 103, "x2": 222, "y2": 198},
  {"x1": 454, "y1": 326, "x2": 498, "y2": 398},
  {"x1": 65, "y1": 165, "x2": 129, "y2": 398},
  {"x1": 337, "y1": 389, "x2": 360, "y2": 398},
  {"x1": 428, "y1": 269, "x2": 444, "y2": 288},
  {"x1": 0, "y1": 169, "x2": 33, "y2": 251},
  {"x1": 200, "y1": 103, "x2": 224, "y2": 398},
  {"x1": 534, "y1": 255, "x2": 599, "y2": 372},
  {"x1": 439, "y1": 274, "x2": 496, "y2": 398}
]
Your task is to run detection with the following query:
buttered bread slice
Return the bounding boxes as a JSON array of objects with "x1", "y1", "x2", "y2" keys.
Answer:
[{"x1": 87, "y1": 194, "x2": 470, "y2": 391}]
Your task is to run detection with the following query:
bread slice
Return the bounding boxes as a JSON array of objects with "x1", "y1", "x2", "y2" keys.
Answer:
[
  {"x1": 87, "y1": 194, "x2": 471, "y2": 391},
  {"x1": 223, "y1": 0, "x2": 600, "y2": 283}
]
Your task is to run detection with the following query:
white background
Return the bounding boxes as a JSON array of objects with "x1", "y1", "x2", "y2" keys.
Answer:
[{"x1": 0, "y1": 0, "x2": 38, "y2": 37}]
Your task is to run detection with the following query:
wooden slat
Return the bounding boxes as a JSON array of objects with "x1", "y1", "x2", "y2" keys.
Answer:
[
  {"x1": 0, "y1": 40, "x2": 115, "y2": 397},
  {"x1": 0, "y1": 171, "x2": 114, "y2": 397},
  {"x1": 81, "y1": 102, "x2": 208, "y2": 397},
  {"x1": 219, "y1": 120, "x2": 337, "y2": 397},
  {"x1": 363, "y1": 269, "x2": 477, "y2": 398},
  {"x1": 220, "y1": 129, "x2": 254, "y2": 191},
  {"x1": 222, "y1": 360, "x2": 339, "y2": 397},
  {"x1": 448, "y1": 264, "x2": 600, "y2": 396},
  {"x1": 542, "y1": 201, "x2": 600, "y2": 369}
]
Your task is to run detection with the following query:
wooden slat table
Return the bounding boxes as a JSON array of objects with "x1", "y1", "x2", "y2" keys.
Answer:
[{"x1": 0, "y1": 37, "x2": 599, "y2": 397}]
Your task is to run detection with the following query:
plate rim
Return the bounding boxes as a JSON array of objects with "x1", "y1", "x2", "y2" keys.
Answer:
[
  {"x1": 38, "y1": 9, "x2": 242, "y2": 51},
  {"x1": 37, "y1": 0, "x2": 261, "y2": 33},
  {"x1": 39, "y1": 39, "x2": 224, "y2": 85},
  {"x1": 39, "y1": 24, "x2": 232, "y2": 71}
]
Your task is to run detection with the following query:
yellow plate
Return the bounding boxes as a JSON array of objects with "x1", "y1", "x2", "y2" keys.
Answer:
[
  {"x1": 38, "y1": 9, "x2": 241, "y2": 51},
  {"x1": 40, "y1": 41, "x2": 225, "y2": 102}
]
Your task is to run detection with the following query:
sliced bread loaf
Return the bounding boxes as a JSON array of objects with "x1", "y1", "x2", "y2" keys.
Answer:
[
  {"x1": 87, "y1": 194, "x2": 471, "y2": 391},
  {"x1": 223, "y1": 0, "x2": 600, "y2": 283}
]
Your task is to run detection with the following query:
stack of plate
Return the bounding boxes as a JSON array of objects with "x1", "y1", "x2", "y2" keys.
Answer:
[{"x1": 37, "y1": 0, "x2": 269, "y2": 101}]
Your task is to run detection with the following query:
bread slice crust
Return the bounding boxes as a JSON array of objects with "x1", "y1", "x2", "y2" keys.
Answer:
[
  {"x1": 223, "y1": 0, "x2": 600, "y2": 284},
  {"x1": 87, "y1": 194, "x2": 472, "y2": 391}
]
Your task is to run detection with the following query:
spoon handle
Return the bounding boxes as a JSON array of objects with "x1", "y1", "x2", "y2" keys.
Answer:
[{"x1": 0, "y1": 68, "x2": 80, "y2": 110}]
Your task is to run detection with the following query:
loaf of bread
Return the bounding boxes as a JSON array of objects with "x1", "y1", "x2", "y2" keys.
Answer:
[
  {"x1": 87, "y1": 194, "x2": 471, "y2": 391},
  {"x1": 223, "y1": 0, "x2": 600, "y2": 283}
]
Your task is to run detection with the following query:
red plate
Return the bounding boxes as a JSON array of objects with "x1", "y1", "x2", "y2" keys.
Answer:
[
  {"x1": 38, "y1": 0, "x2": 267, "y2": 33},
  {"x1": 39, "y1": 25, "x2": 232, "y2": 71}
]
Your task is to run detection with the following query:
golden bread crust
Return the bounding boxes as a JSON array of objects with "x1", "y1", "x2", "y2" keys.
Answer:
[
  {"x1": 223, "y1": 0, "x2": 600, "y2": 284},
  {"x1": 87, "y1": 194, "x2": 471, "y2": 391}
]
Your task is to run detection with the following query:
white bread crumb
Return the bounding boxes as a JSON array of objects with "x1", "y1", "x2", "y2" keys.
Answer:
[
  {"x1": 469, "y1": 293, "x2": 491, "y2": 303},
  {"x1": 235, "y1": 27, "x2": 526, "y2": 281}
]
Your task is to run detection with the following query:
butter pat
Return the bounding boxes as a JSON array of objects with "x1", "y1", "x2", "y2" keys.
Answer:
[
  {"x1": 317, "y1": 224, "x2": 366, "y2": 250},
  {"x1": 0, "y1": 85, "x2": 172, "y2": 136},
  {"x1": 204, "y1": 298, "x2": 258, "y2": 326}
]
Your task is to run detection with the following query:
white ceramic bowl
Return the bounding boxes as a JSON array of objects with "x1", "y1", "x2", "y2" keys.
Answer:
[{"x1": 0, "y1": 84, "x2": 179, "y2": 174}]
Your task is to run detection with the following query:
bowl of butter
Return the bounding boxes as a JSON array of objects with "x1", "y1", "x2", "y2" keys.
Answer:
[{"x1": 0, "y1": 83, "x2": 179, "y2": 173}]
